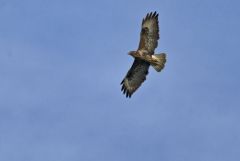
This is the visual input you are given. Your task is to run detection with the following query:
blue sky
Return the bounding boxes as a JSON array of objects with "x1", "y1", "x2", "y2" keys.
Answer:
[{"x1": 0, "y1": 0, "x2": 240, "y2": 161}]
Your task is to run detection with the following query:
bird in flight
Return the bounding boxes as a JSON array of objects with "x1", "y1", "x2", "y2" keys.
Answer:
[{"x1": 121, "y1": 11, "x2": 167, "y2": 98}]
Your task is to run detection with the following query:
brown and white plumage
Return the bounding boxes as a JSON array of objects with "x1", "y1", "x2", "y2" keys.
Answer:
[
  {"x1": 121, "y1": 11, "x2": 166, "y2": 98},
  {"x1": 121, "y1": 59, "x2": 150, "y2": 98},
  {"x1": 138, "y1": 11, "x2": 159, "y2": 53}
]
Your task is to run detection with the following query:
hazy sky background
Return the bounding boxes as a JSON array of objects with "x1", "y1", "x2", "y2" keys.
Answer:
[{"x1": 0, "y1": 0, "x2": 240, "y2": 161}]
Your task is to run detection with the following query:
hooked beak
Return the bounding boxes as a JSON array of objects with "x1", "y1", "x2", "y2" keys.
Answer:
[{"x1": 128, "y1": 51, "x2": 135, "y2": 56}]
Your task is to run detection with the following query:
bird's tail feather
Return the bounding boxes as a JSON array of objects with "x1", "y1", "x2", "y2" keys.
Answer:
[{"x1": 151, "y1": 53, "x2": 166, "y2": 72}]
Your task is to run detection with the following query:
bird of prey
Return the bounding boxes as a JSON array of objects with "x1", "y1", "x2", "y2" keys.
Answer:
[{"x1": 121, "y1": 11, "x2": 167, "y2": 98}]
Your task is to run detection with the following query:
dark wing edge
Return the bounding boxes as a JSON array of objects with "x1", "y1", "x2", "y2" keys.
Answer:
[
  {"x1": 121, "y1": 59, "x2": 150, "y2": 98},
  {"x1": 138, "y1": 11, "x2": 159, "y2": 53}
]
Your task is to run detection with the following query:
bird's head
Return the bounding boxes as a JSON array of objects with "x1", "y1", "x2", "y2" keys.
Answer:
[{"x1": 128, "y1": 51, "x2": 137, "y2": 57}]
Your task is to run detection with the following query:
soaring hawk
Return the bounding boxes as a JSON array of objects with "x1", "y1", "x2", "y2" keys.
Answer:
[{"x1": 121, "y1": 11, "x2": 167, "y2": 98}]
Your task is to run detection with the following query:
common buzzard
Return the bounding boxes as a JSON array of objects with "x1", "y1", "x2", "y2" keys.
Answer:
[{"x1": 121, "y1": 11, "x2": 167, "y2": 98}]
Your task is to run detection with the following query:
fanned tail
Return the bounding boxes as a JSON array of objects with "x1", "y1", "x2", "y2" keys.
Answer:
[{"x1": 151, "y1": 53, "x2": 166, "y2": 72}]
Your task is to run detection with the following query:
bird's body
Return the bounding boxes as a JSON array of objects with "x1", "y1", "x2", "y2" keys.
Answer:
[
  {"x1": 121, "y1": 11, "x2": 167, "y2": 98},
  {"x1": 129, "y1": 50, "x2": 163, "y2": 64}
]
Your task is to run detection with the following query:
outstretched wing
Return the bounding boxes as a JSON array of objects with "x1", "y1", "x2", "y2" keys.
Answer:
[
  {"x1": 121, "y1": 58, "x2": 150, "y2": 98},
  {"x1": 138, "y1": 11, "x2": 159, "y2": 54}
]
